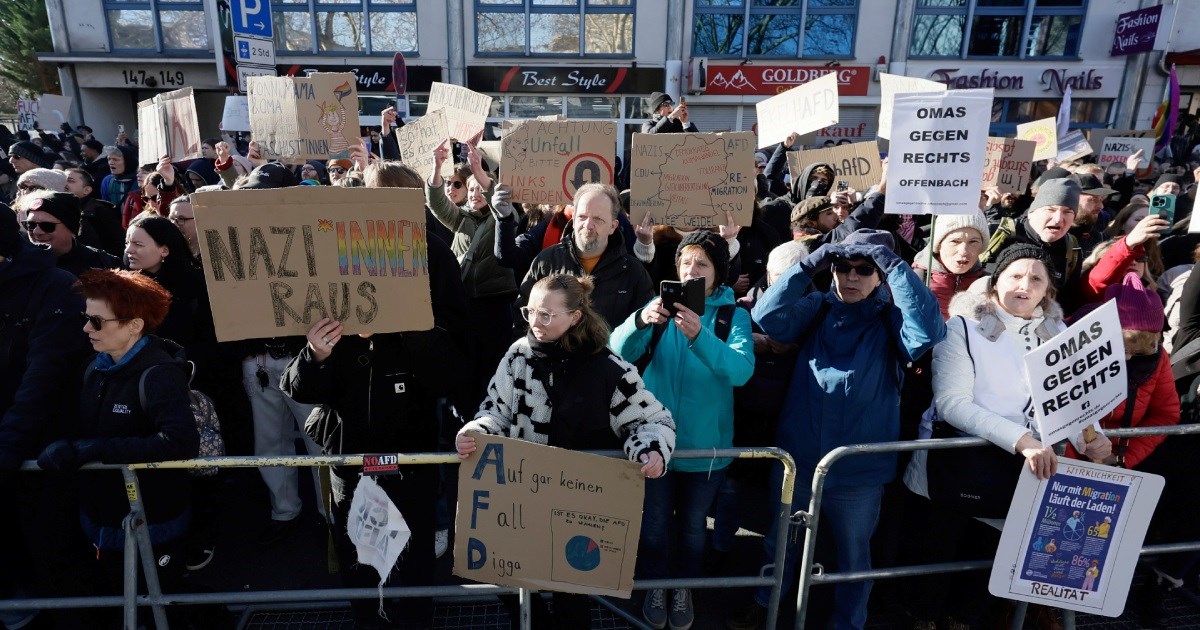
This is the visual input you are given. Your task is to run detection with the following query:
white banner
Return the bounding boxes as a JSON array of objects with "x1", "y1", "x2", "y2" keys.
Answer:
[
  {"x1": 754, "y1": 72, "x2": 839, "y2": 148},
  {"x1": 221, "y1": 96, "x2": 251, "y2": 132},
  {"x1": 877, "y1": 73, "x2": 946, "y2": 140},
  {"x1": 1025, "y1": 300, "x2": 1126, "y2": 448},
  {"x1": 1097, "y1": 136, "x2": 1155, "y2": 168},
  {"x1": 884, "y1": 88, "x2": 992, "y2": 215}
]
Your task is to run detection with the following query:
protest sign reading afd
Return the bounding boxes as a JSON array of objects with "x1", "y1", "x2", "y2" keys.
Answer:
[
  {"x1": 630, "y1": 131, "x2": 756, "y2": 227},
  {"x1": 455, "y1": 434, "x2": 644, "y2": 597},
  {"x1": 755, "y1": 72, "x2": 839, "y2": 149},
  {"x1": 786, "y1": 140, "x2": 882, "y2": 193},
  {"x1": 501, "y1": 119, "x2": 617, "y2": 205},
  {"x1": 247, "y1": 72, "x2": 361, "y2": 164}
]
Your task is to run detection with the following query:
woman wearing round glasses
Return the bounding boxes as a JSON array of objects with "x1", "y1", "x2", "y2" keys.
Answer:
[{"x1": 37, "y1": 269, "x2": 198, "y2": 607}]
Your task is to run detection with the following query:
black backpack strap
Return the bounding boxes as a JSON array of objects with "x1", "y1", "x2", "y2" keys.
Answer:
[
  {"x1": 633, "y1": 322, "x2": 667, "y2": 373},
  {"x1": 137, "y1": 364, "x2": 159, "y2": 412},
  {"x1": 713, "y1": 304, "x2": 736, "y2": 342},
  {"x1": 1113, "y1": 384, "x2": 1139, "y2": 468}
]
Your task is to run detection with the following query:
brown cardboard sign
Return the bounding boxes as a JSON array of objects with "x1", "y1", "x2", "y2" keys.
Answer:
[
  {"x1": 500, "y1": 119, "x2": 617, "y2": 205},
  {"x1": 191, "y1": 187, "x2": 433, "y2": 342},
  {"x1": 427, "y1": 82, "x2": 493, "y2": 142},
  {"x1": 454, "y1": 433, "x2": 644, "y2": 598},
  {"x1": 395, "y1": 108, "x2": 453, "y2": 183},
  {"x1": 982, "y1": 137, "x2": 1036, "y2": 195},
  {"x1": 785, "y1": 140, "x2": 882, "y2": 193},
  {"x1": 136, "y1": 87, "x2": 201, "y2": 166},
  {"x1": 247, "y1": 72, "x2": 361, "y2": 164},
  {"x1": 629, "y1": 131, "x2": 756, "y2": 228}
]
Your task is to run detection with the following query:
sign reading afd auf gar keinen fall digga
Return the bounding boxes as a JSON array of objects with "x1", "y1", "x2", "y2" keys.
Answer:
[{"x1": 247, "y1": 72, "x2": 361, "y2": 164}]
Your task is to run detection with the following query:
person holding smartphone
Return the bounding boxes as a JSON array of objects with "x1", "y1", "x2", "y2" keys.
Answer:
[{"x1": 611, "y1": 230, "x2": 754, "y2": 630}]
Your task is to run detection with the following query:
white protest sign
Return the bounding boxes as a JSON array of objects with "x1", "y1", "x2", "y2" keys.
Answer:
[
  {"x1": 1097, "y1": 136, "x2": 1155, "y2": 168},
  {"x1": 395, "y1": 109, "x2": 454, "y2": 183},
  {"x1": 754, "y1": 73, "x2": 839, "y2": 149},
  {"x1": 427, "y1": 82, "x2": 492, "y2": 143},
  {"x1": 878, "y1": 73, "x2": 946, "y2": 140},
  {"x1": 990, "y1": 460, "x2": 1163, "y2": 617},
  {"x1": 348, "y1": 475, "x2": 412, "y2": 590},
  {"x1": 885, "y1": 88, "x2": 992, "y2": 215},
  {"x1": 221, "y1": 96, "x2": 251, "y2": 132},
  {"x1": 1025, "y1": 300, "x2": 1126, "y2": 448},
  {"x1": 37, "y1": 94, "x2": 73, "y2": 129}
]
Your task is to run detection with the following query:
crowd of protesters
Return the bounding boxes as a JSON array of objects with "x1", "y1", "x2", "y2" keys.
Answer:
[{"x1": 1, "y1": 102, "x2": 1200, "y2": 630}]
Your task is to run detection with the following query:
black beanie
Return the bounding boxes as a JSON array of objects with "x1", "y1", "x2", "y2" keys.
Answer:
[
  {"x1": 989, "y1": 243, "x2": 1054, "y2": 290},
  {"x1": 83, "y1": 139, "x2": 104, "y2": 153},
  {"x1": 676, "y1": 230, "x2": 730, "y2": 288},
  {"x1": 1155, "y1": 174, "x2": 1183, "y2": 189},
  {"x1": 24, "y1": 191, "x2": 81, "y2": 235},
  {"x1": 0, "y1": 202, "x2": 18, "y2": 257},
  {"x1": 8, "y1": 141, "x2": 51, "y2": 169}
]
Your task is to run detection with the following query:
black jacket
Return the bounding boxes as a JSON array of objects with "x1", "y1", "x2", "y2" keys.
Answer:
[
  {"x1": 57, "y1": 240, "x2": 121, "y2": 278},
  {"x1": 641, "y1": 114, "x2": 699, "y2": 134},
  {"x1": 78, "y1": 197, "x2": 125, "y2": 257},
  {"x1": 759, "y1": 161, "x2": 836, "y2": 238},
  {"x1": 77, "y1": 336, "x2": 199, "y2": 537},
  {"x1": 0, "y1": 240, "x2": 89, "y2": 468},
  {"x1": 518, "y1": 227, "x2": 654, "y2": 329}
]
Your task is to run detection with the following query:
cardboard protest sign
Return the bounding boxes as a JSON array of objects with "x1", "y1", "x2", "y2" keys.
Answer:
[
  {"x1": 395, "y1": 108, "x2": 454, "y2": 183},
  {"x1": 454, "y1": 433, "x2": 644, "y2": 597},
  {"x1": 16, "y1": 99, "x2": 37, "y2": 131},
  {"x1": 1087, "y1": 129, "x2": 1152, "y2": 155},
  {"x1": 755, "y1": 72, "x2": 839, "y2": 149},
  {"x1": 136, "y1": 87, "x2": 202, "y2": 167},
  {"x1": 247, "y1": 73, "x2": 361, "y2": 164},
  {"x1": 221, "y1": 96, "x2": 251, "y2": 132},
  {"x1": 37, "y1": 95, "x2": 73, "y2": 129},
  {"x1": 629, "y1": 131, "x2": 756, "y2": 227},
  {"x1": 878, "y1": 73, "x2": 946, "y2": 140},
  {"x1": 1055, "y1": 129, "x2": 1093, "y2": 162},
  {"x1": 1017, "y1": 118, "x2": 1058, "y2": 162},
  {"x1": 427, "y1": 82, "x2": 492, "y2": 142},
  {"x1": 191, "y1": 187, "x2": 434, "y2": 342},
  {"x1": 990, "y1": 460, "x2": 1163, "y2": 616},
  {"x1": 785, "y1": 141, "x2": 882, "y2": 193},
  {"x1": 885, "y1": 89, "x2": 992, "y2": 215},
  {"x1": 1097, "y1": 136, "x2": 1155, "y2": 168},
  {"x1": 1024, "y1": 300, "x2": 1126, "y2": 447},
  {"x1": 500, "y1": 119, "x2": 617, "y2": 205},
  {"x1": 982, "y1": 137, "x2": 1037, "y2": 195}
]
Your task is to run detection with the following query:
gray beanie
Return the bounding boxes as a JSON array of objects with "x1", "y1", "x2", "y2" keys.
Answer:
[{"x1": 1028, "y1": 178, "x2": 1080, "y2": 214}]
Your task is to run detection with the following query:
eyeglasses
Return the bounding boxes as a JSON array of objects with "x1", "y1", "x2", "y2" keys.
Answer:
[
  {"x1": 446, "y1": 180, "x2": 464, "y2": 189},
  {"x1": 518, "y1": 306, "x2": 577, "y2": 326},
  {"x1": 81, "y1": 312, "x2": 132, "y2": 330},
  {"x1": 21, "y1": 220, "x2": 60, "y2": 233},
  {"x1": 831, "y1": 262, "x2": 878, "y2": 277},
  {"x1": 170, "y1": 216, "x2": 194, "y2": 226},
  {"x1": 142, "y1": 194, "x2": 161, "y2": 203},
  {"x1": 328, "y1": 167, "x2": 346, "y2": 175}
]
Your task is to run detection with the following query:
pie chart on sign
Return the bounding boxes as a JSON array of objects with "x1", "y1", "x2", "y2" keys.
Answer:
[{"x1": 564, "y1": 535, "x2": 602, "y2": 572}]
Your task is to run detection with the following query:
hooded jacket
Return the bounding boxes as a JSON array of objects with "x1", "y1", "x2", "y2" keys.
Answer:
[
  {"x1": 752, "y1": 250, "x2": 945, "y2": 487},
  {"x1": 610, "y1": 286, "x2": 755, "y2": 472},
  {"x1": 760, "y1": 161, "x2": 835, "y2": 237},
  {"x1": 98, "y1": 145, "x2": 138, "y2": 208}
]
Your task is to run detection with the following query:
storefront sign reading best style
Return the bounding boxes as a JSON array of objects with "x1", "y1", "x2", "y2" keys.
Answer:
[{"x1": 703, "y1": 64, "x2": 870, "y2": 97}]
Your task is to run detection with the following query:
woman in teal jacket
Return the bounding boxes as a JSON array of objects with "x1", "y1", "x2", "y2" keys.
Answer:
[{"x1": 611, "y1": 230, "x2": 754, "y2": 630}]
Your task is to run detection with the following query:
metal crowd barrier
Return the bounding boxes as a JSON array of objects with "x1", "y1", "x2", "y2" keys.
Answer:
[
  {"x1": 4, "y1": 446, "x2": 797, "y2": 630},
  {"x1": 793, "y1": 423, "x2": 1200, "y2": 630}
]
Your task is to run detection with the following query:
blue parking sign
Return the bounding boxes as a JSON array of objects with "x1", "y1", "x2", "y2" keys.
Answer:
[{"x1": 230, "y1": 0, "x2": 273, "y2": 40}]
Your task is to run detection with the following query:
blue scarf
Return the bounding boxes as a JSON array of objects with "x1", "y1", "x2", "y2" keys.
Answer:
[{"x1": 92, "y1": 336, "x2": 150, "y2": 373}]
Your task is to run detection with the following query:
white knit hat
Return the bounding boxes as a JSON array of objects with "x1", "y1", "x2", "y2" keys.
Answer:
[
  {"x1": 16, "y1": 168, "x2": 68, "y2": 193},
  {"x1": 931, "y1": 210, "x2": 991, "y2": 253}
]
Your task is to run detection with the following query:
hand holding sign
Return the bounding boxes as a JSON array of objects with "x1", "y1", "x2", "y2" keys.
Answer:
[
  {"x1": 639, "y1": 452, "x2": 664, "y2": 479},
  {"x1": 156, "y1": 155, "x2": 174, "y2": 187},
  {"x1": 1016, "y1": 434, "x2": 1058, "y2": 479},
  {"x1": 305, "y1": 317, "x2": 344, "y2": 363}
]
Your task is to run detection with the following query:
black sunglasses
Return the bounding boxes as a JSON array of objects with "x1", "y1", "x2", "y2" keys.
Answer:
[
  {"x1": 81, "y1": 312, "x2": 131, "y2": 330},
  {"x1": 446, "y1": 180, "x2": 464, "y2": 189},
  {"x1": 21, "y1": 220, "x2": 60, "y2": 233},
  {"x1": 328, "y1": 167, "x2": 347, "y2": 174},
  {"x1": 831, "y1": 261, "x2": 878, "y2": 277}
]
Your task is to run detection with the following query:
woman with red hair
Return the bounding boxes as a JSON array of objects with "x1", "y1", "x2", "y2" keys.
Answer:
[{"x1": 37, "y1": 269, "x2": 198, "y2": 605}]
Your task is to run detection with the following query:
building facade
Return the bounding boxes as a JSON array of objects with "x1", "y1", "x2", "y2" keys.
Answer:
[{"x1": 38, "y1": 0, "x2": 1199, "y2": 156}]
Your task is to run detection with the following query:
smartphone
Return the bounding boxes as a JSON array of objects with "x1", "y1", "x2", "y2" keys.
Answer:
[
  {"x1": 1150, "y1": 193, "x2": 1177, "y2": 225},
  {"x1": 837, "y1": 180, "x2": 849, "y2": 191},
  {"x1": 679, "y1": 96, "x2": 686, "y2": 105},
  {"x1": 660, "y1": 278, "x2": 705, "y2": 317}
]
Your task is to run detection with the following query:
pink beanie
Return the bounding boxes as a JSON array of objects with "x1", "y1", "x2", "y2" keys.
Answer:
[{"x1": 1105, "y1": 272, "x2": 1164, "y2": 332}]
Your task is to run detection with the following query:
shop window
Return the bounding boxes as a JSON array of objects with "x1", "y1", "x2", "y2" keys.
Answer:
[
  {"x1": 273, "y1": 1, "x2": 418, "y2": 55},
  {"x1": 475, "y1": 1, "x2": 635, "y2": 57},
  {"x1": 104, "y1": 1, "x2": 208, "y2": 52},
  {"x1": 692, "y1": 0, "x2": 858, "y2": 59},
  {"x1": 989, "y1": 97, "x2": 1108, "y2": 135},
  {"x1": 910, "y1": 0, "x2": 1085, "y2": 59}
]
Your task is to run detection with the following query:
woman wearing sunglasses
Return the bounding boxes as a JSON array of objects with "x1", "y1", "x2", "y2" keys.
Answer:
[{"x1": 37, "y1": 269, "x2": 198, "y2": 620}]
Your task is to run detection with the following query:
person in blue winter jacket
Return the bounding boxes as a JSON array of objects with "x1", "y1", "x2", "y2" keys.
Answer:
[
  {"x1": 729, "y1": 229, "x2": 945, "y2": 630},
  {"x1": 610, "y1": 229, "x2": 754, "y2": 630}
]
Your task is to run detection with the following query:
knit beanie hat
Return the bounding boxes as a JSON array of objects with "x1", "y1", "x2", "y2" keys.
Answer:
[
  {"x1": 0, "y1": 203, "x2": 18, "y2": 257},
  {"x1": 8, "y1": 141, "x2": 51, "y2": 169},
  {"x1": 931, "y1": 210, "x2": 991, "y2": 253},
  {"x1": 17, "y1": 168, "x2": 68, "y2": 193},
  {"x1": 1106, "y1": 272, "x2": 1164, "y2": 332},
  {"x1": 1154, "y1": 173, "x2": 1183, "y2": 189},
  {"x1": 1028, "y1": 178, "x2": 1080, "y2": 214},
  {"x1": 24, "y1": 191, "x2": 81, "y2": 235},
  {"x1": 648, "y1": 92, "x2": 673, "y2": 111},
  {"x1": 842, "y1": 228, "x2": 896, "y2": 252},
  {"x1": 676, "y1": 230, "x2": 730, "y2": 288},
  {"x1": 989, "y1": 242, "x2": 1054, "y2": 290},
  {"x1": 1033, "y1": 167, "x2": 1071, "y2": 189},
  {"x1": 790, "y1": 195, "x2": 833, "y2": 225}
]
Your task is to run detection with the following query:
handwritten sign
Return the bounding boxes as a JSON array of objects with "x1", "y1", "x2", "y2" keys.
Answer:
[
  {"x1": 191, "y1": 187, "x2": 434, "y2": 342},
  {"x1": 37, "y1": 95, "x2": 73, "y2": 129},
  {"x1": 886, "y1": 89, "x2": 993, "y2": 215},
  {"x1": 785, "y1": 140, "x2": 882, "y2": 193},
  {"x1": 221, "y1": 96, "x2": 251, "y2": 132},
  {"x1": 1017, "y1": 117, "x2": 1058, "y2": 162},
  {"x1": 878, "y1": 73, "x2": 946, "y2": 140},
  {"x1": 16, "y1": 99, "x2": 37, "y2": 131},
  {"x1": 500, "y1": 120, "x2": 617, "y2": 205},
  {"x1": 454, "y1": 434, "x2": 644, "y2": 597},
  {"x1": 982, "y1": 137, "x2": 1037, "y2": 195},
  {"x1": 247, "y1": 72, "x2": 361, "y2": 164},
  {"x1": 990, "y1": 460, "x2": 1163, "y2": 617},
  {"x1": 630, "y1": 131, "x2": 756, "y2": 228},
  {"x1": 427, "y1": 82, "x2": 492, "y2": 142},
  {"x1": 1097, "y1": 136, "x2": 1155, "y2": 168},
  {"x1": 395, "y1": 108, "x2": 454, "y2": 183},
  {"x1": 1024, "y1": 300, "x2": 1126, "y2": 447},
  {"x1": 136, "y1": 87, "x2": 201, "y2": 166},
  {"x1": 755, "y1": 72, "x2": 839, "y2": 148}
]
